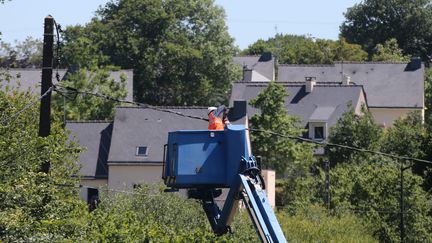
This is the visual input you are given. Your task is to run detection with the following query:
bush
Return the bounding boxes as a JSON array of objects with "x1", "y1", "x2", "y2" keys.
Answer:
[{"x1": 277, "y1": 205, "x2": 377, "y2": 242}]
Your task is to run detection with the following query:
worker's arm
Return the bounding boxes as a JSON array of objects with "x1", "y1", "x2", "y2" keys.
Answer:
[{"x1": 214, "y1": 105, "x2": 226, "y2": 117}]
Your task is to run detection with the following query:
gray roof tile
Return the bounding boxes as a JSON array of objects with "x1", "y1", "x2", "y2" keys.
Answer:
[
  {"x1": 0, "y1": 69, "x2": 134, "y2": 102},
  {"x1": 66, "y1": 121, "x2": 112, "y2": 178},
  {"x1": 233, "y1": 54, "x2": 275, "y2": 81},
  {"x1": 277, "y1": 61, "x2": 424, "y2": 108},
  {"x1": 230, "y1": 82, "x2": 365, "y2": 127},
  {"x1": 108, "y1": 107, "x2": 208, "y2": 163}
]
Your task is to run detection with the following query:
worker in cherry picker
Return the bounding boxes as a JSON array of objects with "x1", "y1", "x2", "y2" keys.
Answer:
[{"x1": 207, "y1": 105, "x2": 230, "y2": 130}]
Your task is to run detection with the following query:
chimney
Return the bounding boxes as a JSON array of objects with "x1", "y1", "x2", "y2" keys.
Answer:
[
  {"x1": 305, "y1": 77, "x2": 316, "y2": 93},
  {"x1": 258, "y1": 52, "x2": 272, "y2": 62},
  {"x1": 342, "y1": 74, "x2": 351, "y2": 85},
  {"x1": 227, "y1": 100, "x2": 247, "y2": 124},
  {"x1": 243, "y1": 65, "x2": 252, "y2": 82},
  {"x1": 407, "y1": 57, "x2": 422, "y2": 70}
]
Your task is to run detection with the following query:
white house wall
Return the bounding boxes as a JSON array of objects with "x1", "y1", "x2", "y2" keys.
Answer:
[
  {"x1": 108, "y1": 164, "x2": 163, "y2": 190},
  {"x1": 79, "y1": 178, "x2": 108, "y2": 201},
  {"x1": 369, "y1": 108, "x2": 422, "y2": 127}
]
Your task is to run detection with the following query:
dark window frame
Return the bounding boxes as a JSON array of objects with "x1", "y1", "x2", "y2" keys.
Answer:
[{"x1": 136, "y1": 146, "x2": 149, "y2": 156}]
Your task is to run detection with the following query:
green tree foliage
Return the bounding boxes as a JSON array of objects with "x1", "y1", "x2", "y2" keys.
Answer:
[
  {"x1": 381, "y1": 112, "x2": 425, "y2": 159},
  {"x1": 242, "y1": 34, "x2": 367, "y2": 64},
  {"x1": 0, "y1": 37, "x2": 42, "y2": 68},
  {"x1": 330, "y1": 161, "x2": 432, "y2": 242},
  {"x1": 327, "y1": 105, "x2": 383, "y2": 166},
  {"x1": 371, "y1": 38, "x2": 411, "y2": 62},
  {"x1": 0, "y1": 75, "x2": 88, "y2": 241},
  {"x1": 278, "y1": 205, "x2": 377, "y2": 242},
  {"x1": 62, "y1": 0, "x2": 240, "y2": 106},
  {"x1": 425, "y1": 67, "x2": 432, "y2": 123},
  {"x1": 82, "y1": 185, "x2": 258, "y2": 242},
  {"x1": 383, "y1": 112, "x2": 432, "y2": 191},
  {"x1": 249, "y1": 81, "x2": 314, "y2": 175},
  {"x1": 340, "y1": 0, "x2": 432, "y2": 60},
  {"x1": 52, "y1": 68, "x2": 127, "y2": 120},
  {"x1": 276, "y1": 176, "x2": 321, "y2": 211}
]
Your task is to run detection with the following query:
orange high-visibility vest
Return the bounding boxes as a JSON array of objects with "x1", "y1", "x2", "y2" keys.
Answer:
[{"x1": 208, "y1": 112, "x2": 224, "y2": 130}]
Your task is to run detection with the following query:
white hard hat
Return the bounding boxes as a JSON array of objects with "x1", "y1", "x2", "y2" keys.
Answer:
[{"x1": 207, "y1": 107, "x2": 217, "y2": 113}]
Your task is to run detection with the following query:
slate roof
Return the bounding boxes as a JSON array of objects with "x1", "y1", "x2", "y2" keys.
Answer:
[
  {"x1": 66, "y1": 121, "x2": 113, "y2": 178},
  {"x1": 233, "y1": 53, "x2": 275, "y2": 81},
  {"x1": 277, "y1": 60, "x2": 424, "y2": 108},
  {"x1": 108, "y1": 106, "x2": 208, "y2": 163},
  {"x1": 229, "y1": 82, "x2": 366, "y2": 128},
  {"x1": 0, "y1": 69, "x2": 67, "y2": 93},
  {"x1": 0, "y1": 68, "x2": 134, "y2": 102}
]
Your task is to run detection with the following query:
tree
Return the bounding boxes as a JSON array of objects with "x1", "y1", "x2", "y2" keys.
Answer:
[
  {"x1": 340, "y1": 0, "x2": 432, "y2": 61},
  {"x1": 249, "y1": 81, "x2": 314, "y2": 175},
  {"x1": 377, "y1": 112, "x2": 432, "y2": 191},
  {"x1": 330, "y1": 161, "x2": 432, "y2": 242},
  {"x1": 327, "y1": 105, "x2": 383, "y2": 166},
  {"x1": 83, "y1": 185, "x2": 258, "y2": 242},
  {"x1": 52, "y1": 67, "x2": 127, "y2": 121},
  {"x1": 0, "y1": 37, "x2": 43, "y2": 68},
  {"x1": 371, "y1": 38, "x2": 411, "y2": 62},
  {"x1": 62, "y1": 0, "x2": 240, "y2": 106},
  {"x1": 242, "y1": 34, "x2": 367, "y2": 64},
  {"x1": 0, "y1": 75, "x2": 88, "y2": 241},
  {"x1": 278, "y1": 205, "x2": 376, "y2": 242},
  {"x1": 381, "y1": 112, "x2": 425, "y2": 160},
  {"x1": 424, "y1": 67, "x2": 432, "y2": 123}
]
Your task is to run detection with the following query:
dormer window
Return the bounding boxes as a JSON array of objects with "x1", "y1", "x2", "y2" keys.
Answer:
[
  {"x1": 136, "y1": 146, "x2": 148, "y2": 156},
  {"x1": 308, "y1": 122, "x2": 327, "y2": 141}
]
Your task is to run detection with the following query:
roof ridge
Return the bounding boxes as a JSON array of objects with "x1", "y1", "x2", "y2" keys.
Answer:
[
  {"x1": 334, "y1": 61, "x2": 410, "y2": 64},
  {"x1": 234, "y1": 55, "x2": 262, "y2": 57},
  {"x1": 239, "y1": 81, "x2": 363, "y2": 87},
  {"x1": 278, "y1": 64, "x2": 334, "y2": 67},
  {"x1": 279, "y1": 61, "x2": 412, "y2": 67}
]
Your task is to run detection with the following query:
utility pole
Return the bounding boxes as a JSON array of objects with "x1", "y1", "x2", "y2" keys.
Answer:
[
  {"x1": 324, "y1": 160, "x2": 331, "y2": 210},
  {"x1": 39, "y1": 15, "x2": 54, "y2": 173},
  {"x1": 400, "y1": 162, "x2": 405, "y2": 243},
  {"x1": 400, "y1": 162, "x2": 412, "y2": 243}
]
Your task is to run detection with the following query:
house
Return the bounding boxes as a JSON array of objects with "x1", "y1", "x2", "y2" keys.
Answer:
[
  {"x1": 66, "y1": 121, "x2": 112, "y2": 203},
  {"x1": 0, "y1": 68, "x2": 134, "y2": 102},
  {"x1": 230, "y1": 78, "x2": 367, "y2": 142},
  {"x1": 107, "y1": 106, "x2": 208, "y2": 190},
  {"x1": 67, "y1": 104, "x2": 278, "y2": 207},
  {"x1": 277, "y1": 58, "x2": 425, "y2": 127},
  {"x1": 233, "y1": 52, "x2": 275, "y2": 82},
  {"x1": 66, "y1": 106, "x2": 208, "y2": 201}
]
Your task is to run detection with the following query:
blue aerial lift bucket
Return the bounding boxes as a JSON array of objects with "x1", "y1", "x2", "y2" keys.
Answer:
[
  {"x1": 163, "y1": 124, "x2": 252, "y2": 188},
  {"x1": 163, "y1": 124, "x2": 287, "y2": 243}
]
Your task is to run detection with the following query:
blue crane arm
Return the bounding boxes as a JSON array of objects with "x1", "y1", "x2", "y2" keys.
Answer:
[{"x1": 238, "y1": 174, "x2": 286, "y2": 242}]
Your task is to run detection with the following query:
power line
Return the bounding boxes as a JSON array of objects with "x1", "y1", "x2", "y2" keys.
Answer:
[
  {"x1": 53, "y1": 85, "x2": 432, "y2": 166},
  {"x1": 249, "y1": 128, "x2": 432, "y2": 166},
  {"x1": 54, "y1": 85, "x2": 209, "y2": 122},
  {"x1": 0, "y1": 86, "x2": 54, "y2": 126}
]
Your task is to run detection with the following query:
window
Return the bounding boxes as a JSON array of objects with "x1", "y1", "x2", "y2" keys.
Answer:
[
  {"x1": 87, "y1": 188, "x2": 99, "y2": 212},
  {"x1": 314, "y1": 126, "x2": 324, "y2": 139},
  {"x1": 136, "y1": 146, "x2": 148, "y2": 156}
]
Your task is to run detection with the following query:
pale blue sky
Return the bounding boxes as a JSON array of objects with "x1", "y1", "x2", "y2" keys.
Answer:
[{"x1": 0, "y1": 0, "x2": 361, "y2": 50}]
